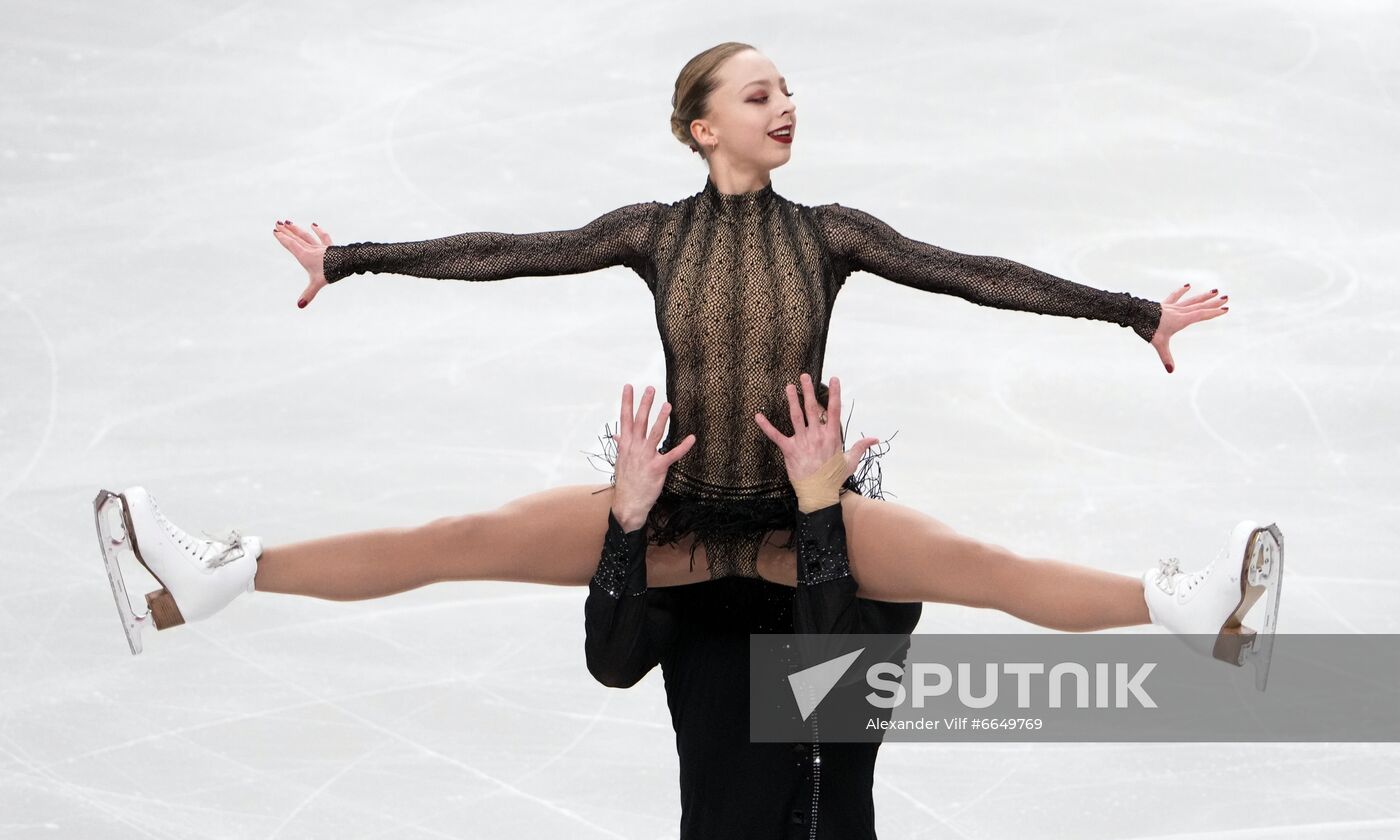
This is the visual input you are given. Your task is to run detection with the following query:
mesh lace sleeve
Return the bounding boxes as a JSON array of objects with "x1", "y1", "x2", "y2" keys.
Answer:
[
  {"x1": 814, "y1": 203, "x2": 1161, "y2": 342},
  {"x1": 321, "y1": 201, "x2": 662, "y2": 285}
]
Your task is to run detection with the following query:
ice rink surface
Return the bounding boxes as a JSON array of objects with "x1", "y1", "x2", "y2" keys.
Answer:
[{"x1": 2, "y1": 1, "x2": 1398, "y2": 837}]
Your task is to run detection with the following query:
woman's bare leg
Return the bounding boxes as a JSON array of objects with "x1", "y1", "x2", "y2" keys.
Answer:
[
  {"x1": 253, "y1": 483, "x2": 713, "y2": 600},
  {"x1": 755, "y1": 493, "x2": 1151, "y2": 631}
]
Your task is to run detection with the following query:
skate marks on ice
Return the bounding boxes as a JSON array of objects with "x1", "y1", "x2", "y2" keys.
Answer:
[{"x1": 0, "y1": 283, "x2": 59, "y2": 509}]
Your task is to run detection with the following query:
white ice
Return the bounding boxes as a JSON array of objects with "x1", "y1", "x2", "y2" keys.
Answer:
[{"x1": 2, "y1": 1, "x2": 1398, "y2": 837}]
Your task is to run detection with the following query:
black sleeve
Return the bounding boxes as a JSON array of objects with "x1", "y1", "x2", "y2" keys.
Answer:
[
  {"x1": 813, "y1": 202, "x2": 1161, "y2": 343},
  {"x1": 792, "y1": 500, "x2": 925, "y2": 637},
  {"x1": 792, "y1": 502, "x2": 862, "y2": 635},
  {"x1": 321, "y1": 201, "x2": 662, "y2": 285},
  {"x1": 583, "y1": 510, "x2": 676, "y2": 688}
]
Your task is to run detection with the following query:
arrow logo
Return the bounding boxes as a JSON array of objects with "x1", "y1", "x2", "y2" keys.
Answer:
[{"x1": 787, "y1": 647, "x2": 865, "y2": 720}]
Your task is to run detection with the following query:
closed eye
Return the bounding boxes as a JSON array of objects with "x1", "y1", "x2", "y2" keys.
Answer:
[{"x1": 750, "y1": 92, "x2": 796, "y2": 103}]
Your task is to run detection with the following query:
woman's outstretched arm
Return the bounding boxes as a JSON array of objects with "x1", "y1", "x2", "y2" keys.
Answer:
[
  {"x1": 322, "y1": 201, "x2": 663, "y2": 284},
  {"x1": 272, "y1": 201, "x2": 662, "y2": 307},
  {"x1": 811, "y1": 202, "x2": 1162, "y2": 343}
]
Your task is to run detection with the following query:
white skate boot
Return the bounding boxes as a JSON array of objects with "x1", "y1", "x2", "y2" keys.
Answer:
[
  {"x1": 1142, "y1": 520, "x2": 1284, "y2": 691},
  {"x1": 92, "y1": 486, "x2": 261, "y2": 655}
]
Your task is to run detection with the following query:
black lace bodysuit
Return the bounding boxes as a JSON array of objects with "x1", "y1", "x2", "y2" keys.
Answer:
[{"x1": 322, "y1": 175, "x2": 1161, "y2": 580}]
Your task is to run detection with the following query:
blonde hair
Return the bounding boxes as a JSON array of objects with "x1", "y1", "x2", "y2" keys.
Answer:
[{"x1": 669, "y1": 41, "x2": 757, "y2": 160}]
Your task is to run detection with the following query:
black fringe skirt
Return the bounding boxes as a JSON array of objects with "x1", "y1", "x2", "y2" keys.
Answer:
[{"x1": 582, "y1": 421, "x2": 898, "y2": 580}]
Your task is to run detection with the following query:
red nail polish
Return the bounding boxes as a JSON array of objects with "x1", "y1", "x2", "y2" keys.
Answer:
[
  {"x1": 298, "y1": 300, "x2": 307, "y2": 308},
  {"x1": 1166, "y1": 364, "x2": 1173, "y2": 373}
]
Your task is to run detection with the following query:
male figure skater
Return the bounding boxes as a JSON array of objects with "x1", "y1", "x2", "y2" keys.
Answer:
[{"x1": 584, "y1": 376, "x2": 923, "y2": 839}]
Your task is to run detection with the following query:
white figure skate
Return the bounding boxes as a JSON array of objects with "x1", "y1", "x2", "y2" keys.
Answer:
[
  {"x1": 1143, "y1": 520, "x2": 1284, "y2": 691},
  {"x1": 92, "y1": 486, "x2": 260, "y2": 655}
]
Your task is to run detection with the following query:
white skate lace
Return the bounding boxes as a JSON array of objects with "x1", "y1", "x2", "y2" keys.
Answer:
[
  {"x1": 149, "y1": 494, "x2": 245, "y2": 568},
  {"x1": 1154, "y1": 556, "x2": 1181, "y2": 594},
  {"x1": 200, "y1": 529, "x2": 247, "y2": 568},
  {"x1": 1154, "y1": 554, "x2": 1217, "y2": 599}
]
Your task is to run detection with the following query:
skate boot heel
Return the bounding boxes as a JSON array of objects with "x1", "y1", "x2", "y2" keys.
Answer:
[
  {"x1": 1212, "y1": 625, "x2": 1256, "y2": 666},
  {"x1": 1213, "y1": 558, "x2": 1268, "y2": 665},
  {"x1": 145, "y1": 587, "x2": 186, "y2": 630}
]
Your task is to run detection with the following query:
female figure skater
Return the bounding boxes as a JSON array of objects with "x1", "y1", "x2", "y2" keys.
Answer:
[{"x1": 93, "y1": 42, "x2": 1282, "y2": 684}]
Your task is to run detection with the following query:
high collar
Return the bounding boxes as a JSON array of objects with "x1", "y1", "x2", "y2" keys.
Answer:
[{"x1": 700, "y1": 174, "x2": 777, "y2": 218}]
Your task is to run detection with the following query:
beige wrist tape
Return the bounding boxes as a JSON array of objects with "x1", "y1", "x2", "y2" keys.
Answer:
[{"x1": 792, "y1": 450, "x2": 849, "y2": 513}]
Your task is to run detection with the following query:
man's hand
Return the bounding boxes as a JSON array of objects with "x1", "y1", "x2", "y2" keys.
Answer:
[
  {"x1": 753, "y1": 373, "x2": 879, "y2": 512},
  {"x1": 610, "y1": 384, "x2": 695, "y2": 531}
]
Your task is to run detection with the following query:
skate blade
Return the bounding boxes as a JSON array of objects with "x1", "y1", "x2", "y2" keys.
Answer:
[
  {"x1": 94, "y1": 489, "x2": 150, "y2": 654},
  {"x1": 1211, "y1": 523, "x2": 1284, "y2": 691},
  {"x1": 93, "y1": 489, "x2": 187, "y2": 656}
]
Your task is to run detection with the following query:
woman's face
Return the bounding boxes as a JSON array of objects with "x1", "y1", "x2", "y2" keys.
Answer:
[{"x1": 694, "y1": 50, "x2": 797, "y2": 176}]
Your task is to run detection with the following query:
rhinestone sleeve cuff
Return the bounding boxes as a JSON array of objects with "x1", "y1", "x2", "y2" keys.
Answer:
[
  {"x1": 590, "y1": 510, "x2": 650, "y2": 599},
  {"x1": 796, "y1": 503, "x2": 852, "y2": 586}
]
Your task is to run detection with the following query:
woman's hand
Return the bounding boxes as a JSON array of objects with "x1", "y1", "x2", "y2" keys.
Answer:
[
  {"x1": 753, "y1": 373, "x2": 879, "y2": 508},
  {"x1": 610, "y1": 384, "x2": 696, "y2": 532},
  {"x1": 1151, "y1": 283, "x2": 1229, "y2": 373},
  {"x1": 272, "y1": 220, "x2": 332, "y2": 309}
]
